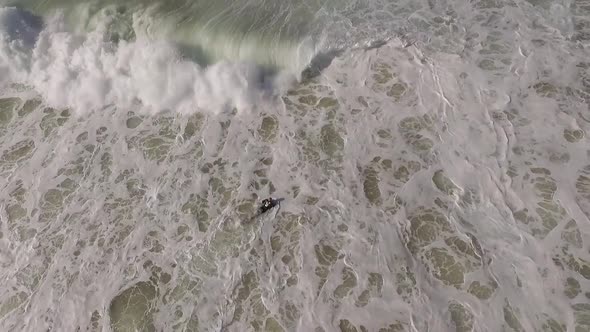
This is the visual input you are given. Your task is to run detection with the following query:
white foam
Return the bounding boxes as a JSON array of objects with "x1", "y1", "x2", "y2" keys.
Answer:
[{"x1": 0, "y1": 8, "x2": 293, "y2": 116}]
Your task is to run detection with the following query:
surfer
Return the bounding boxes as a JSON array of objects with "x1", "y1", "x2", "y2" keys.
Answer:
[{"x1": 258, "y1": 197, "x2": 278, "y2": 214}]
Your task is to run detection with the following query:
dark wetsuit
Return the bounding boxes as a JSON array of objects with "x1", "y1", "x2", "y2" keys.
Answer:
[{"x1": 258, "y1": 198, "x2": 276, "y2": 214}]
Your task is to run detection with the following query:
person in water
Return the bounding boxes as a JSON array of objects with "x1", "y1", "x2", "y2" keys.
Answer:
[{"x1": 259, "y1": 197, "x2": 276, "y2": 214}]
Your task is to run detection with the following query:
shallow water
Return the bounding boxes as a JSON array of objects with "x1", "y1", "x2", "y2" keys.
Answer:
[{"x1": 1, "y1": 0, "x2": 590, "y2": 331}]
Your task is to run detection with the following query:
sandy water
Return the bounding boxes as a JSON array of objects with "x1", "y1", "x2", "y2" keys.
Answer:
[{"x1": 1, "y1": 0, "x2": 590, "y2": 331}]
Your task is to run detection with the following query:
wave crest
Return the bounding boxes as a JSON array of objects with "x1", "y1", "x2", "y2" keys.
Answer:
[{"x1": 0, "y1": 8, "x2": 295, "y2": 115}]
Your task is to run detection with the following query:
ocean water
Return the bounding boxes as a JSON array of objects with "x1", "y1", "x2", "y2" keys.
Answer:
[{"x1": 0, "y1": 0, "x2": 589, "y2": 331}]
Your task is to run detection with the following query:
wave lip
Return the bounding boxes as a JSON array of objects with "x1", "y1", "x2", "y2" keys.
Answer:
[
  {"x1": 0, "y1": 1, "x2": 400, "y2": 115},
  {"x1": 2, "y1": 0, "x2": 335, "y2": 74}
]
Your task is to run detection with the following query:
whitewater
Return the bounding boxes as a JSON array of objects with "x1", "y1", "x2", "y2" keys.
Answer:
[{"x1": 0, "y1": 0, "x2": 589, "y2": 331}]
